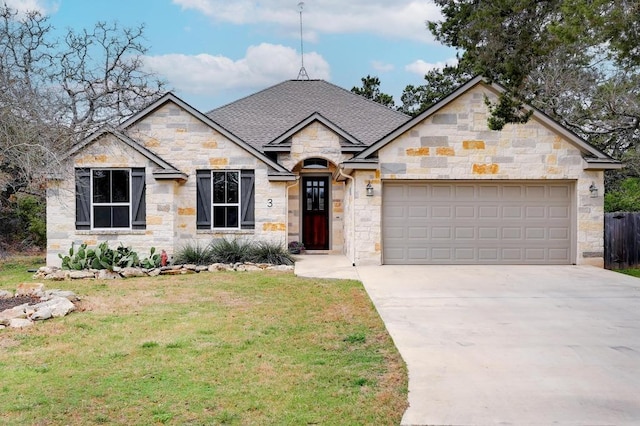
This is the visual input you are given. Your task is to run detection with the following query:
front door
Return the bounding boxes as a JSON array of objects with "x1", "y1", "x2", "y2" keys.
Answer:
[{"x1": 302, "y1": 176, "x2": 329, "y2": 250}]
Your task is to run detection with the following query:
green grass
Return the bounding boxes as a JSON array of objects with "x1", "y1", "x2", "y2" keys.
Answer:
[
  {"x1": 617, "y1": 268, "x2": 640, "y2": 278},
  {"x1": 0, "y1": 255, "x2": 45, "y2": 288},
  {"x1": 0, "y1": 257, "x2": 407, "y2": 425}
]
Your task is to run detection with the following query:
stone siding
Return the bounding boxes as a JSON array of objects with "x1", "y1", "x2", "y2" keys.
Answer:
[
  {"x1": 353, "y1": 85, "x2": 604, "y2": 266},
  {"x1": 279, "y1": 122, "x2": 350, "y2": 252},
  {"x1": 47, "y1": 102, "x2": 287, "y2": 266}
]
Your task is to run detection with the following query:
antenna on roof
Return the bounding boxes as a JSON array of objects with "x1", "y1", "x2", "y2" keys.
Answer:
[{"x1": 296, "y1": 2, "x2": 309, "y2": 80}]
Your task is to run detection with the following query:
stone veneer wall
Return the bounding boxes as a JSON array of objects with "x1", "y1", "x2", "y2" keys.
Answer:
[
  {"x1": 279, "y1": 122, "x2": 352, "y2": 252},
  {"x1": 47, "y1": 102, "x2": 287, "y2": 266},
  {"x1": 352, "y1": 85, "x2": 605, "y2": 266}
]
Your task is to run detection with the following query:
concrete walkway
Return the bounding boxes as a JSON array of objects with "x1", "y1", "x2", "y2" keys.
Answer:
[
  {"x1": 295, "y1": 255, "x2": 640, "y2": 425},
  {"x1": 293, "y1": 253, "x2": 360, "y2": 280}
]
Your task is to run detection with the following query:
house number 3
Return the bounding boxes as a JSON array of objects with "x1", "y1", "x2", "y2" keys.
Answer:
[{"x1": 267, "y1": 199, "x2": 273, "y2": 207}]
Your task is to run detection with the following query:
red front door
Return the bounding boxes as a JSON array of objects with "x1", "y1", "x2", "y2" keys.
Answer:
[{"x1": 302, "y1": 176, "x2": 329, "y2": 250}]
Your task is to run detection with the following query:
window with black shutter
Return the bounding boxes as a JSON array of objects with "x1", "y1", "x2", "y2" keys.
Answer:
[
  {"x1": 75, "y1": 168, "x2": 146, "y2": 230},
  {"x1": 196, "y1": 169, "x2": 255, "y2": 230}
]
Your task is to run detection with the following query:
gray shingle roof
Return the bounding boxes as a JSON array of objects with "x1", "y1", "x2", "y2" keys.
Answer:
[{"x1": 206, "y1": 80, "x2": 410, "y2": 150}]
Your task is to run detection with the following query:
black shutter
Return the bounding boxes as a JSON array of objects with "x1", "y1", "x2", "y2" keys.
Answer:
[
  {"x1": 240, "y1": 170, "x2": 255, "y2": 229},
  {"x1": 131, "y1": 168, "x2": 146, "y2": 229},
  {"x1": 196, "y1": 170, "x2": 212, "y2": 229},
  {"x1": 75, "y1": 168, "x2": 91, "y2": 230}
]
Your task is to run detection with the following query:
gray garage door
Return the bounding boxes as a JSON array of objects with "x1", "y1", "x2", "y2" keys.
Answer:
[{"x1": 382, "y1": 181, "x2": 574, "y2": 264}]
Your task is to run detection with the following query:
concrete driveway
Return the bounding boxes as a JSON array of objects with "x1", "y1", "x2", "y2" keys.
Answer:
[{"x1": 356, "y1": 264, "x2": 640, "y2": 426}]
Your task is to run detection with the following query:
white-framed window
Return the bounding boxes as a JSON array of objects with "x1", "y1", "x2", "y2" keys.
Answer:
[
  {"x1": 75, "y1": 168, "x2": 146, "y2": 230},
  {"x1": 92, "y1": 169, "x2": 131, "y2": 228},
  {"x1": 196, "y1": 169, "x2": 255, "y2": 230},
  {"x1": 212, "y1": 170, "x2": 240, "y2": 228}
]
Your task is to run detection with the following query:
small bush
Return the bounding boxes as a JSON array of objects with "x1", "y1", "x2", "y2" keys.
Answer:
[
  {"x1": 172, "y1": 241, "x2": 214, "y2": 265},
  {"x1": 250, "y1": 241, "x2": 294, "y2": 265},
  {"x1": 209, "y1": 238, "x2": 252, "y2": 264}
]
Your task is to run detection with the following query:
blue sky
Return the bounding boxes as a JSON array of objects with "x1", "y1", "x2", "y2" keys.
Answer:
[{"x1": 7, "y1": 0, "x2": 458, "y2": 111}]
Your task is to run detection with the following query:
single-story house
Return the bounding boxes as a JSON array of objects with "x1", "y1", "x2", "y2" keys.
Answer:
[{"x1": 46, "y1": 76, "x2": 621, "y2": 267}]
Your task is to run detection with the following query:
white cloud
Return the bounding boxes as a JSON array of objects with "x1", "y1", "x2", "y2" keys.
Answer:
[
  {"x1": 172, "y1": 0, "x2": 443, "y2": 43},
  {"x1": 143, "y1": 43, "x2": 330, "y2": 96},
  {"x1": 371, "y1": 61, "x2": 394, "y2": 73},
  {"x1": 3, "y1": 0, "x2": 58, "y2": 14},
  {"x1": 405, "y1": 58, "x2": 458, "y2": 76}
]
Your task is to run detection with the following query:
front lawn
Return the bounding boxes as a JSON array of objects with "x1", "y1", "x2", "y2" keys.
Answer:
[
  {"x1": 0, "y1": 258, "x2": 407, "y2": 425},
  {"x1": 617, "y1": 268, "x2": 640, "y2": 278}
]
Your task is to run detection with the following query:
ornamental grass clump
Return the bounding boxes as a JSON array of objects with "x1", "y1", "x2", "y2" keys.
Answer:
[
  {"x1": 208, "y1": 238, "x2": 252, "y2": 264},
  {"x1": 172, "y1": 239, "x2": 294, "y2": 266},
  {"x1": 172, "y1": 241, "x2": 215, "y2": 265},
  {"x1": 248, "y1": 240, "x2": 294, "y2": 265}
]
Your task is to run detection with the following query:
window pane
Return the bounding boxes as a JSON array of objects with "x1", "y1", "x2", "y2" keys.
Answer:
[
  {"x1": 213, "y1": 172, "x2": 225, "y2": 204},
  {"x1": 306, "y1": 187, "x2": 313, "y2": 211},
  {"x1": 94, "y1": 206, "x2": 111, "y2": 227},
  {"x1": 227, "y1": 172, "x2": 238, "y2": 203},
  {"x1": 111, "y1": 170, "x2": 130, "y2": 202},
  {"x1": 93, "y1": 170, "x2": 110, "y2": 203},
  {"x1": 112, "y1": 206, "x2": 130, "y2": 227},
  {"x1": 319, "y1": 187, "x2": 325, "y2": 210},
  {"x1": 213, "y1": 206, "x2": 226, "y2": 228},
  {"x1": 226, "y1": 206, "x2": 238, "y2": 227}
]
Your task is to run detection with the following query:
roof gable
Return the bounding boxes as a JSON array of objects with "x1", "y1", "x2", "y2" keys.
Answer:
[
  {"x1": 207, "y1": 80, "x2": 410, "y2": 150},
  {"x1": 119, "y1": 92, "x2": 289, "y2": 174},
  {"x1": 263, "y1": 112, "x2": 365, "y2": 153},
  {"x1": 62, "y1": 128, "x2": 189, "y2": 180},
  {"x1": 354, "y1": 76, "x2": 620, "y2": 170}
]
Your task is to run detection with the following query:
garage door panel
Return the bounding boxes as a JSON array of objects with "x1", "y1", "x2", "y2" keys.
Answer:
[
  {"x1": 455, "y1": 206, "x2": 475, "y2": 218},
  {"x1": 549, "y1": 206, "x2": 570, "y2": 218},
  {"x1": 549, "y1": 185, "x2": 570, "y2": 198},
  {"x1": 408, "y1": 206, "x2": 428, "y2": 218},
  {"x1": 432, "y1": 206, "x2": 452, "y2": 218},
  {"x1": 479, "y1": 227, "x2": 498, "y2": 239},
  {"x1": 479, "y1": 206, "x2": 499, "y2": 218},
  {"x1": 454, "y1": 248, "x2": 475, "y2": 260},
  {"x1": 431, "y1": 185, "x2": 452, "y2": 199},
  {"x1": 503, "y1": 206, "x2": 523, "y2": 218},
  {"x1": 383, "y1": 181, "x2": 573, "y2": 264}
]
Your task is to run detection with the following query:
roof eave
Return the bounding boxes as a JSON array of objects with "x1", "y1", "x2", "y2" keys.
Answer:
[
  {"x1": 583, "y1": 158, "x2": 624, "y2": 170},
  {"x1": 267, "y1": 172, "x2": 297, "y2": 182},
  {"x1": 152, "y1": 169, "x2": 189, "y2": 182},
  {"x1": 340, "y1": 158, "x2": 379, "y2": 174}
]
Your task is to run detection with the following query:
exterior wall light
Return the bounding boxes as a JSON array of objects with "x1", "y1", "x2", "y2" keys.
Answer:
[
  {"x1": 589, "y1": 182, "x2": 598, "y2": 198},
  {"x1": 366, "y1": 181, "x2": 374, "y2": 197}
]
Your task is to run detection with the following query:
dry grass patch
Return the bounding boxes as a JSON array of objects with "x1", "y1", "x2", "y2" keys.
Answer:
[{"x1": 0, "y1": 265, "x2": 407, "y2": 425}]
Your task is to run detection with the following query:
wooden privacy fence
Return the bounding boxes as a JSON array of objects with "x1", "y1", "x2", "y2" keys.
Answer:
[{"x1": 604, "y1": 212, "x2": 640, "y2": 269}]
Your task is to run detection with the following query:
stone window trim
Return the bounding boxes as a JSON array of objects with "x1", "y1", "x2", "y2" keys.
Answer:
[
  {"x1": 75, "y1": 167, "x2": 146, "y2": 231},
  {"x1": 76, "y1": 230, "x2": 148, "y2": 236},
  {"x1": 196, "y1": 169, "x2": 255, "y2": 230},
  {"x1": 196, "y1": 229, "x2": 255, "y2": 236}
]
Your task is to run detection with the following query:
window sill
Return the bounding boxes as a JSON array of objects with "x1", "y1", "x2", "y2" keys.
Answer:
[
  {"x1": 196, "y1": 229, "x2": 254, "y2": 235},
  {"x1": 76, "y1": 230, "x2": 147, "y2": 235}
]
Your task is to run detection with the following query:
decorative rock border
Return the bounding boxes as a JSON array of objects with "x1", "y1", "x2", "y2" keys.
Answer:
[
  {"x1": 33, "y1": 262, "x2": 294, "y2": 281},
  {"x1": 0, "y1": 283, "x2": 78, "y2": 329}
]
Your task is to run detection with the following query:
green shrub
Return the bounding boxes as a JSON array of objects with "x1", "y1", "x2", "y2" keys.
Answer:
[
  {"x1": 172, "y1": 241, "x2": 215, "y2": 265},
  {"x1": 16, "y1": 195, "x2": 46, "y2": 248},
  {"x1": 249, "y1": 241, "x2": 294, "y2": 265},
  {"x1": 605, "y1": 177, "x2": 640, "y2": 212},
  {"x1": 209, "y1": 238, "x2": 252, "y2": 264}
]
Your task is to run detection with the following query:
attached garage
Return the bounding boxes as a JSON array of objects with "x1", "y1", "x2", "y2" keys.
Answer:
[{"x1": 382, "y1": 181, "x2": 574, "y2": 265}]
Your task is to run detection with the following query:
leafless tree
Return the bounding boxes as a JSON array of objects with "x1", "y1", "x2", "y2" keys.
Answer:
[{"x1": 0, "y1": 5, "x2": 166, "y2": 248}]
